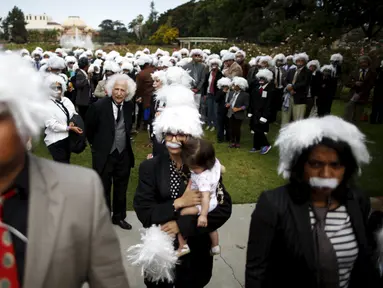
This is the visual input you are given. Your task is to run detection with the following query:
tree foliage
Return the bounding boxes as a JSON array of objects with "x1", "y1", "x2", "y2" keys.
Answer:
[
  {"x1": 149, "y1": 17, "x2": 179, "y2": 44},
  {"x1": 97, "y1": 19, "x2": 134, "y2": 44},
  {"x1": 2, "y1": 6, "x2": 28, "y2": 43}
]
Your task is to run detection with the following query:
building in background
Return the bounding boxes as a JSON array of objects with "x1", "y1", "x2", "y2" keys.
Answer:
[
  {"x1": 25, "y1": 13, "x2": 63, "y2": 32},
  {"x1": 61, "y1": 16, "x2": 94, "y2": 39}
]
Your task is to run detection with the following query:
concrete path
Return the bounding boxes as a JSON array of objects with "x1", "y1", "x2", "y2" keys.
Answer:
[{"x1": 115, "y1": 204, "x2": 256, "y2": 288}]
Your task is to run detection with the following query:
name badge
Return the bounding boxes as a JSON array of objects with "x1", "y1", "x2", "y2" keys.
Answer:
[{"x1": 262, "y1": 91, "x2": 267, "y2": 98}]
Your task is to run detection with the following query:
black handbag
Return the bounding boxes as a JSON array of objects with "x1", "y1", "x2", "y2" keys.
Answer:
[{"x1": 69, "y1": 114, "x2": 87, "y2": 154}]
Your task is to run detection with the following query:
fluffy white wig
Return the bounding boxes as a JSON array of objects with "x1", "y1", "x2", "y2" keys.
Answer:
[
  {"x1": 236, "y1": 50, "x2": 246, "y2": 58},
  {"x1": 45, "y1": 73, "x2": 67, "y2": 96},
  {"x1": 59, "y1": 73, "x2": 68, "y2": 84},
  {"x1": 165, "y1": 66, "x2": 194, "y2": 88},
  {"x1": 121, "y1": 61, "x2": 134, "y2": 72},
  {"x1": 207, "y1": 54, "x2": 220, "y2": 62},
  {"x1": 190, "y1": 49, "x2": 204, "y2": 57},
  {"x1": 307, "y1": 60, "x2": 321, "y2": 71},
  {"x1": 176, "y1": 58, "x2": 192, "y2": 67},
  {"x1": 229, "y1": 46, "x2": 240, "y2": 53},
  {"x1": 42, "y1": 51, "x2": 51, "y2": 58},
  {"x1": 172, "y1": 51, "x2": 182, "y2": 61},
  {"x1": 35, "y1": 47, "x2": 43, "y2": 53},
  {"x1": 93, "y1": 59, "x2": 103, "y2": 68},
  {"x1": 95, "y1": 49, "x2": 103, "y2": 56},
  {"x1": 103, "y1": 60, "x2": 121, "y2": 73},
  {"x1": 126, "y1": 52, "x2": 134, "y2": 58},
  {"x1": 272, "y1": 54, "x2": 286, "y2": 66},
  {"x1": 158, "y1": 56, "x2": 174, "y2": 68},
  {"x1": 294, "y1": 53, "x2": 309, "y2": 63},
  {"x1": 79, "y1": 53, "x2": 88, "y2": 60},
  {"x1": 151, "y1": 70, "x2": 167, "y2": 85},
  {"x1": 136, "y1": 55, "x2": 152, "y2": 66},
  {"x1": 286, "y1": 55, "x2": 294, "y2": 61},
  {"x1": 259, "y1": 55, "x2": 273, "y2": 66},
  {"x1": 143, "y1": 48, "x2": 150, "y2": 54},
  {"x1": 208, "y1": 58, "x2": 223, "y2": 69},
  {"x1": 55, "y1": 48, "x2": 63, "y2": 54},
  {"x1": 275, "y1": 115, "x2": 371, "y2": 179},
  {"x1": 249, "y1": 57, "x2": 258, "y2": 67},
  {"x1": 85, "y1": 50, "x2": 93, "y2": 56},
  {"x1": 155, "y1": 48, "x2": 166, "y2": 57},
  {"x1": 232, "y1": 76, "x2": 249, "y2": 90},
  {"x1": 48, "y1": 56, "x2": 66, "y2": 70},
  {"x1": 179, "y1": 48, "x2": 189, "y2": 56},
  {"x1": 20, "y1": 48, "x2": 30, "y2": 56},
  {"x1": 31, "y1": 49, "x2": 43, "y2": 57},
  {"x1": 115, "y1": 56, "x2": 124, "y2": 65},
  {"x1": 320, "y1": 64, "x2": 336, "y2": 73},
  {"x1": 161, "y1": 84, "x2": 196, "y2": 108},
  {"x1": 256, "y1": 69, "x2": 273, "y2": 82},
  {"x1": 222, "y1": 52, "x2": 235, "y2": 62},
  {"x1": 0, "y1": 53, "x2": 50, "y2": 140},
  {"x1": 65, "y1": 56, "x2": 77, "y2": 64},
  {"x1": 153, "y1": 105, "x2": 203, "y2": 141},
  {"x1": 105, "y1": 74, "x2": 136, "y2": 101},
  {"x1": 330, "y1": 53, "x2": 343, "y2": 63},
  {"x1": 202, "y1": 49, "x2": 211, "y2": 55},
  {"x1": 217, "y1": 77, "x2": 232, "y2": 89}
]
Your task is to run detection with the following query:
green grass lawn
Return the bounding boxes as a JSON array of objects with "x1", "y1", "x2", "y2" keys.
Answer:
[{"x1": 32, "y1": 100, "x2": 383, "y2": 209}]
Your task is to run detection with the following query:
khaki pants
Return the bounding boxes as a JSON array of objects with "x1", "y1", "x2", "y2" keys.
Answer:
[
  {"x1": 344, "y1": 101, "x2": 364, "y2": 123},
  {"x1": 281, "y1": 97, "x2": 307, "y2": 127}
]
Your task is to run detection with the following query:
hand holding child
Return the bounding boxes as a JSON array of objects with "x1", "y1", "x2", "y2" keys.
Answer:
[{"x1": 197, "y1": 215, "x2": 208, "y2": 227}]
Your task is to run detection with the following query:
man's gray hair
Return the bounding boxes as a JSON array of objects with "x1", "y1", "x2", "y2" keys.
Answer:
[{"x1": 105, "y1": 74, "x2": 136, "y2": 101}]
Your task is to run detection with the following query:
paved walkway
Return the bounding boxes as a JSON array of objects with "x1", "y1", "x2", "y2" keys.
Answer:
[{"x1": 115, "y1": 204, "x2": 256, "y2": 288}]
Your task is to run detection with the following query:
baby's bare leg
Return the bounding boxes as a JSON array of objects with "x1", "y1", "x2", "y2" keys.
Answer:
[
  {"x1": 180, "y1": 206, "x2": 199, "y2": 216},
  {"x1": 177, "y1": 233, "x2": 187, "y2": 249},
  {"x1": 209, "y1": 230, "x2": 219, "y2": 247}
]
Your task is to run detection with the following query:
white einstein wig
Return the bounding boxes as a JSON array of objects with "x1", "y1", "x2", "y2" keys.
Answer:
[
  {"x1": 202, "y1": 49, "x2": 211, "y2": 55},
  {"x1": 105, "y1": 74, "x2": 136, "y2": 101},
  {"x1": 125, "y1": 52, "x2": 134, "y2": 58},
  {"x1": 0, "y1": 53, "x2": 50, "y2": 140},
  {"x1": 190, "y1": 49, "x2": 204, "y2": 57},
  {"x1": 172, "y1": 51, "x2": 182, "y2": 62},
  {"x1": 256, "y1": 69, "x2": 273, "y2": 82},
  {"x1": 151, "y1": 70, "x2": 167, "y2": 86},
  {"x1": 272, "y1": 54, "x2": 286, "y2": 66},
  {"x1": 321, "y1": 64, "x2": 336, "y2": 73},
  {"x1": 236, "y1": 50, "x2": 246, "y2": 58},
  {"x1": 232, "y1": 76, "x2": 249, "y2": 91},
  {"x1": 179, "y1": 48, "x2": 189, "y2": 56},
  {"x1": 20, "y1": 48, "x2": 30, "y2": 56},
  {"x1": 158, "y1": 56, "x2": 174, "y2": 68},
  {"x1": 229, "y1": 46, "x2": 240, "y2": 53},
  {"x1": 31, "y1": 49, "x2": 43, "y2": 58},
  {"x1": 103, "y1": 60, "x2": 121, "y2": 73},
  {"x1": 165, "y1": 66, "x2": 194, "y2": 88},
  {"x1": 220, "y1": 49, "x2": 229, "y2": 57},
  {"x1": 95, "y1": 49, "x2": 103, "y2": 57},
  {"x1": 44, "y1": 73, "x2": 67, "y2": 96},
  {"x1": 294, "y1": 52, "x2": 309, "y2": 63},
  {"x1": 136, "y1": 55, "x2": 152, "y2": 67},
  {"x1": 330, "y1": 53, "x2": 343, "y2": 63},
  {"x1": 307, "y1": 60, "x2": 321, "y2": 71},
  {"x1": 48, "y1": 56, "x2": 66, "y2": 70},
  {"x1": 157, "y1": 84, "x2": 196, "y2": 110},
  {"x1": 176, "y1": 58, "x2": 192, "y2": 67},
  {"x1": 222, "y1": 52, "x2": 235, "y2": 62},
  {"x1": 153, "y1": 105, "x2": 203, "y2": 142},
  {"x1": 259, "y1": 55, "x2": 273, "y2": 66},
  {"x1": 121, "y1": 61, "x2": 134, "y2": 72},
  {"x1": 217, "y1": 77, "x2": 232, "y2": 89},
  {"x1": 143, "y1": 48, "x2": 150, "y2": 54},
  {"x1": 208, "y1": 58, "x2": 223, "y2": 69},
  {"x1": 249, "y1": 57, "x2": 259, "y2": 67},
  {"x1": 275, "y1": 115, "x2": 371, "y2": 179}
]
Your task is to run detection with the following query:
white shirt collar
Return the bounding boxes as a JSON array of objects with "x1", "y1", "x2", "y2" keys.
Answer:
[{"x1": 262, "y1": 83, "x2": 269, "y2": 89}]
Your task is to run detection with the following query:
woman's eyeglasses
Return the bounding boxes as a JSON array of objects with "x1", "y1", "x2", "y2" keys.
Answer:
[{"x1": 164, "y1": 133, "x2": 188, "y2": 141}]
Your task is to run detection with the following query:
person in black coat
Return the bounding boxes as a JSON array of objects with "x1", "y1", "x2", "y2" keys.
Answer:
[
  {"x1": 215, "y1": 77, "x2": 232, "y2": 143},
  {"x1": 305, "y1": 60, "x2": 322, "y2": 118},
  {"x1": 134, "y1": 103, "x2": 232, "y2": 288},
  {"x1": 85, "y1": 74, "x2": 136, "y2": 230},
  {"x1": 75, "y1": 57, "x2": 92, "y2": 120},
  {"x1": 246, "y1": 116, "x2": 381, "y2": 288},
  {"x1": 248, "y1": 69, "x2": 274, "y2": 155},
  {"x1": 317, "y1": 65, "x2": 338, "y2": 117},
  {"x1": 371, "y1": 62, "x2": 383, "y2": 124}
]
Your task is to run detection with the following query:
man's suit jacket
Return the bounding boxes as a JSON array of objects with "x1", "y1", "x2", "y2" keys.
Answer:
[
  {"x1": 346, "y1": 69, "x2": 376, "y2": 104},
  {"x1": 226, "y1": 91, "x2": 250, "y2": 120},
  {"x1": 202, "y1": 69, "x2": 223, "y2": 96},
  {"x1": 223, "y1": 62, "x2": 243, "y2": 79},
  {"x1": 135, "y1": 67, "x2": 155, "y2": 109},
  {"x1": 270, "y1": 66, "x2": 287, "y2": 89},
  {"x1": 75, "y1": 69, "x2": 91, "y2": 106},
  {"x1": 285, "y1": 66, "x2": 312, "y2": 105},
  {"x1": 249, "y1": 83, "x2": 275, "y2": 132},
  {"x1": 24, "y1": 155, "x2": 129, "y2": 288},
  {"x1": 85, "y1": 97, "x2": 135, "y2": 174}
]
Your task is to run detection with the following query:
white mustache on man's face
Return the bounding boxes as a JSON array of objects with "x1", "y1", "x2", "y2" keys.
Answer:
[{"x1": 309, "y1": 177, "x2": 339, "y2": 189}]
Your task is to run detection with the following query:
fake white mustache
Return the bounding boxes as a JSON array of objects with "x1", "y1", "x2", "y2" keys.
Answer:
[
  {"x1": 309, "y1": 177, "x2": 339, "y2": 189},
  {"x1": 165, "y1": 142, "x2": 182, "y2": 149}
]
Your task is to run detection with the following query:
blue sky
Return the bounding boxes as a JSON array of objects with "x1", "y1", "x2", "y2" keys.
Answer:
[{"x1": 1, "y1": 0, "x2": 190, "y2": 29}]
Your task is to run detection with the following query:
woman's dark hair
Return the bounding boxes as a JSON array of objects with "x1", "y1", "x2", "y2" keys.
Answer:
[
  {"x1": 182, "y1": 138, "x2": 216, "y2": 170},
  {"x1": 289, "y1": 137, "x2": 359, "y2": 202}
]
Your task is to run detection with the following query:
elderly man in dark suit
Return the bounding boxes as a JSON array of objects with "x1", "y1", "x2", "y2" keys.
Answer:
[
  {"x1": 344, "y1": 56, "x2": 376, "y2": 123},
  {"x1": 281, "y1": 53, "x2": 312, "y2": 126},
  {"x1": 86, "y1": 74, "x2": 136, "y2": 230},
  {"x1": 75, "y1": 57, "x2": 92, "y2": 120}
]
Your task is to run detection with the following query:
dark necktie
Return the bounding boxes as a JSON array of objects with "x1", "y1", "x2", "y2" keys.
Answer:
[
  {"x1": 116, "y1": 104, "x2": 122, "y2": 123},
  {"x1": 54, "y1": 100, "x2": 70, "y2": 125},
  {"x1": 0, "y1": 189, "x2": 20, "y2": 288},
  {"x1": 277, "y1": 68, "x2": 281, "y2": 87}
]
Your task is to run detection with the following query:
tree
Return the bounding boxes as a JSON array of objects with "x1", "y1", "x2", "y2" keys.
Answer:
[
  {"x1": 97, "y1": 19, "x2": 133, "y2": 44},
  {"x1": 144, "y1": 1, "x2": 159, "y2": 36},
  {"x1": 2, "y1": 6, "x2": 28, "y2": 43},
  {"x1": 149, "y1": 17, "x2": 179, "y2": 44}
]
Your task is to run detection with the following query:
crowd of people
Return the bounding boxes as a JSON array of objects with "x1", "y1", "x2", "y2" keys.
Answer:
[{"x1": 0, "y1": 44, "x2": 382, "y2": 288}]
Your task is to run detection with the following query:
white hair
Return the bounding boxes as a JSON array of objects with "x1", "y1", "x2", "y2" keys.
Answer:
[
  {"x1": 294, "y1": 53, "x2": 309, "y2": 63},
  {"x1": 121, "y1": 61, "x2": 134, "y2": 72},
  {"x1": 202, "y1": 49, "x2": 211, "y2": 55},
  {"x1": 179, "y1": 48, "x2": 189, "y2": 56},
  {"x1": 222, "y1": 52, "x2": 235, "y2": 62},
  {"x1": 172, "y1": 51, "x2": 182, "y2": 61},
  {"x1": 259, "y1": 56, "x2": 272, "y2": 66},
  {"x1": 126, "y1": 52, "x2": 134, "y2": 58},
  {"x1": 45, "y1": 73, "x2": 67, "y2": 96},
  {"x1": 176, "y1": 58, "x2": 192, "y2": 67},
  {"x1": 307, "y1": 60, "x2": 321, "y2": 71},
  {"x1": 249, "y1": 57, "x2": 258, "y2": 67},
  {"x1": 95, "y1": 49, "x2": 103, "y2": 56},
  {"x1": 103, "y1": 60, "x2": 121, "y2": 73},
  {"x1": 321, "y1": 64, "x2": 336, "y2": 73},
  {"x1": 165, "y1": 66, "x2": 194, "y2": 88},
  {"x1": 105, "y1": 74, "x2": 136, "y2": 101},
  {"x1": 217, "y1": 77, "x2": 232, "y2": 89},
  {"x1": 272, "y1": 54, "x2": 286, "y2": 66},
  {"x1": 136, "y1": 55, "x2": 152, "y2": 66},
  {"x1": 330, "y1": 53, "x2": 343, "y2": 63},
  {"x1": 232, "y1": 76, "x2": 249, "y2": 90},
  {"x1": 93, "y1": 59, "x2": 103, "y2": 68},
  {"x1": 143, "y1": 48, "x2": 150, "y2": 54},
  {"x1": 0, "y1": 53, "x2": 50, "y2": 140},
  {"x1": 65, "y1": 56, "x2": 77, "y2": 64},
  {"x1": 208, "y1": 58, "x2": 222, "y2": 69},
  {"x1": 229, "y1": 46, "x2": 240, "y2": 53},
  {"x1": 48, "y1": 56, "x2": 66, "y2": 69},
  {"x1": 158, "y1": 56, "x2": 174, "y2": 68},
  {"x1": 256, "y1": 69, "x2": 273, "y2": 82},
  {"x1": 190, "y1": 49, "x2": 204, "y2": 57},
  {"x1": 153, "y1": 105, "x2": 203, "y2": 142},
  {"x1": 275, "y1": 116, "x2": 371, "y2": 179},
  {"x1": 236, "y1": 50, "x2": 246, "y2": 58},
  {"x1": 151, "y1": 70, "x2": 167, "y2": 85},
  {"x1": 32, "y1": 49, "x2": 43, "y2": 57},
  {"x1": 20, "y1": 48, "x2": 30, "y2": 56}
]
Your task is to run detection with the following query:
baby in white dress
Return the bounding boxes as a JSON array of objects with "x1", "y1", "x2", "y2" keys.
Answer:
[{"x1": 177, "y1": 138, "x2": 223, "y2": 257}]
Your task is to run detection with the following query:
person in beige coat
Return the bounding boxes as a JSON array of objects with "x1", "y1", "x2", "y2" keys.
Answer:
[
  {"x1": 0, "y1": 53, "x2": 129, "y2": 288},
  {"x1": 222, "y1": 52, "x2": 243, "y2": 79},
  {"x1": 94, "y1": 60, "x2": 121, "y2": 98}
]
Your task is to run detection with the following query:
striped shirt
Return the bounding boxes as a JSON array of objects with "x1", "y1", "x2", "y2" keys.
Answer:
[{"x1": 309, "y1": 205, "x2": 359, "y2": 288}]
